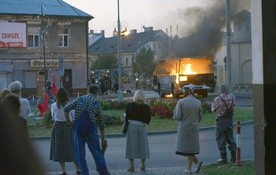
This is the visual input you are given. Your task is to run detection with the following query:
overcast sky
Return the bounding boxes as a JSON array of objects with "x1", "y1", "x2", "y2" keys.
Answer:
[{"x1": 63, "y1": 0, "x2": 208, "y2": 37}]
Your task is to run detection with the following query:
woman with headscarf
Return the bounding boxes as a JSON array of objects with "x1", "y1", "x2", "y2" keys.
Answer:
[
  {"x1": 124, "y1": 90, "x2": 151, "y2": 172},
  {"x1": 211, "y1": 83, "x2": 237, "y2": 164}
]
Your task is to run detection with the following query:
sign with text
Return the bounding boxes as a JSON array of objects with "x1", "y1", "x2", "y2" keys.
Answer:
[
  {"x1": 31, "y1": 59, "x2": 59, "y2": 68},
  {"x1": 0, "y1": 22, "x2": 27, "y2": 48}
]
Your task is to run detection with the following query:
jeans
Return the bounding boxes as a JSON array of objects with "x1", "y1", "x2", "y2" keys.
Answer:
[{"x1": 73, "y1": 116, "x2": 110, "y2": 175}]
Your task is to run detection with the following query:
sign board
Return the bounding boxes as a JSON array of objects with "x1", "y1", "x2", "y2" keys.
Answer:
[
  {"x1": 0, "y1": 22, "x2": 26, "y2": 48},
  {"x1": 31, "y1": 59, "x2": 59, "y2": 68}
]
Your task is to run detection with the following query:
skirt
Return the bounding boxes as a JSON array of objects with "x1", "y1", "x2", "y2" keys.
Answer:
[
  {"x1": 125, "y1": 121, "x2": 150, "y2": 159},
  {"x1": 50, "y1": 121, "x2": 75, "y2": 162}
]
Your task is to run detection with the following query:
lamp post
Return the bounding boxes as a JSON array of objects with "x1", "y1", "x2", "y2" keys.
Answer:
[{"x1": 117, "y1": 0, "x2": 123, "y2": 101}]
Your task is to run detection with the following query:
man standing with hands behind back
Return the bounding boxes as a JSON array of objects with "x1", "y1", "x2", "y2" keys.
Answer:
[
  {"x1": 64, "y1": 84, "x2": 110, "y2": 175},
  {"x1": 211, "y1": 83, "x2": 236, "y2": 164}
]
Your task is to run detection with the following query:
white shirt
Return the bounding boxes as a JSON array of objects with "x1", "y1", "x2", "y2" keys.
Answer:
[
  {"x1": 50, "y1": 102, "x2": 75, "y2": 122},
  {"x1": 19, "y1": 97, "x2": 31, "y2": 119}
]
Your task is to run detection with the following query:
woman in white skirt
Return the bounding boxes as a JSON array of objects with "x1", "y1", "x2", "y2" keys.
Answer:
[
  {"x1": 124, "y1": 90, "x2": 151, "y2": 172},
  {"x1": 50, "y1": 87, "x2": 81, "y2": 175}
]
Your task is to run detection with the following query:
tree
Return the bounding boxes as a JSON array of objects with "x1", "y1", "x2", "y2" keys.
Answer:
[
  {"x1": 133, "y1": 48, "x2": 154, "y2": 80},
  {"x1": 91, "y1": 54, "x2": 117, "y2": 70}
]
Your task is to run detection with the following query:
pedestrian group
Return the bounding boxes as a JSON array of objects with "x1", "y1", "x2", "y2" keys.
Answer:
[{"x1": 0, "y1": 80, "x2": 236, "y2": 175}]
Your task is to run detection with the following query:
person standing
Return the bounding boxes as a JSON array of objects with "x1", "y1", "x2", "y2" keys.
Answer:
[
  {"x1": 211, "y1": 83, "x2": 236, "y2": 164},
  {"x1": 124, "y1": 90, "x2": 151, "y2": 172},
  {"x1": 50, "y1": 88, "x2": 81, "y2": 175},
  {"x1": 173, "y1": 85, "x2": 203, "y2": 174},
  {"x1": 8, "y1": 80, "x2": 31, "y2": 119},
  {"x1": 2, "y1": 93, "x2": 29, "y2": 140},
  {"x1": 64, "y1": 84, "x2": 109, "y2": 175}
]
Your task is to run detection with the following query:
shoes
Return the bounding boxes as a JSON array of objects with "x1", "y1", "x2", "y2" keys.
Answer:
[
  {"x1": 141, "y1": 165, "x2": 145, "y2": 172},
  {"x1": 127, "y1": 166, "x2": 134, "y2": 173},
  {"x1": 195, "y1": 161, "x2": 202, "y2": 173},
  {"x1": 59, "y1": 172, "x2": 66, "y2": 175},
  {"x1": 185, "y1": 169, "x2": 193, "y2": 174}
]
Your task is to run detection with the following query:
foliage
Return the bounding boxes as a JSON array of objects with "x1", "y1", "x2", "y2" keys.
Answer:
[
  {"x1": 28, "y1": 107, "x2": 253, "y2": 137},
  {"x1": 151, "y1": 100, "x2": 174, "y2": 119},
  {"x1": 91, "y1": 54, "x2": 117, "y2": 70},
  {"x1": 133, "y1": 48, "x2": 155, "y2": 79},
  {"x1": 42, "y1": 110, "x2": 53, "y2": 127},
  {"x1": 202, "y1": 101, "x2": 212, "y2": 114},
  {"x1": 102, "y1": 114, "x2": 123, "y2": 126},
  {"x1": 99, "y1": 100, "x2": 128, "y2": 110}
]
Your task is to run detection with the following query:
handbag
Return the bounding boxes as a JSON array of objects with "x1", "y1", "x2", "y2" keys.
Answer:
[{"x1": 121, "y1": 120, "x2": 128, "y2": 134}]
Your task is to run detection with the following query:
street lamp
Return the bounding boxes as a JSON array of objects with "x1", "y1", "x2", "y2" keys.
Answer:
[{"x1": 117, "y1": 0, "x2": 123, "y2": 101}]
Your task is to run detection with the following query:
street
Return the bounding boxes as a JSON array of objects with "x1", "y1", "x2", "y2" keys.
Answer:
[{"x1": 31, "y1": 122, "x2": 254, "y2": 174}]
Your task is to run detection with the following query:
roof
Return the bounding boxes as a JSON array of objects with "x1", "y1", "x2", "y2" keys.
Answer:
[
  {"x1": 89, "y1": 30, "x2": 166, "y2": 54},
  {"x1": 0, "y1": 0, "x2": 93, "y2": 19}
]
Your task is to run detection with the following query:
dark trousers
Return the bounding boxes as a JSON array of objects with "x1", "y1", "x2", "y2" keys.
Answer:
[
  {"x1": 73, "y1": 117, "x2": 110, "y2": 175},
  {"x1": 215, "y1": 117, "x2": 237, "y2": 153}
]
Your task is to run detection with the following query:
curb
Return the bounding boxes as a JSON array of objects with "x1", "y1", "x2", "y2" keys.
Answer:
[{"x1": 30, "y1": 120, "x2": 254, "y2": 140}]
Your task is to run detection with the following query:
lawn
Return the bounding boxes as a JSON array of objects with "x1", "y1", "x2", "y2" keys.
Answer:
[
  {"x1": 28, "y1": 107, "x2": 253, "y2": 138},
  {"x1": 202, "y1": 160, "x2": 254, "y2": 175}
]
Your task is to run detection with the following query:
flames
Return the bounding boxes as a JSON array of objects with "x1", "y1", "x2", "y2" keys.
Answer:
[{"x1": 155, "y1": 57, "x2": 213, "y2": 76}]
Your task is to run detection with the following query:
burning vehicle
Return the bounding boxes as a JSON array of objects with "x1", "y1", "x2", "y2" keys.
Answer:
[{"x1": 154, "y1": 57, "x2": 216, "y2": 98}]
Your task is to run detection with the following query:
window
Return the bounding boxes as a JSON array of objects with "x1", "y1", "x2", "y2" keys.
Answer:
[
  {"x1": 28, "y1": 26, "x2": 40, "y2": 48},
  {"x1": 59, "y1": 27, "x2": 70, "y2": 47},
  {"x1": 28, "y1": 34, "x2": 39, "y2": 47},
  {"x1": 125, "y1": 57, "x2": 129, "y2": 67}
]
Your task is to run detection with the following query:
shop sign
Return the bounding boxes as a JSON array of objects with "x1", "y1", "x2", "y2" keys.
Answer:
[{"x1": 31, "y1": 59, "x2": 59, "y2": 68}]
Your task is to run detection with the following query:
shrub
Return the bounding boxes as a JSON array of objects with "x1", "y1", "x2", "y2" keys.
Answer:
[
  {"x1": 102, "y1": 114, "x2": 123, "y2": 126},
  {"x1": 42, "y1": 110, "x2": 53, "y2": 127},
  {"x1": 202, "y1": 102, "x2": 212, "y2": 114},
  {"x1": 99, "y1": 100, "x2": 112, "y2": 110},
  {"x1": 150, "y1": 99, "x2": 174, "y2": 119},
  {"x1": 151, "y1": 105, "x2": 173, "y2": 119}
]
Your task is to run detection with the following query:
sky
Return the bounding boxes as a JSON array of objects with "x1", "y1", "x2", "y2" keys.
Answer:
[{"x1": 63, "y1": 0, "x2": 208, "y2": 37}]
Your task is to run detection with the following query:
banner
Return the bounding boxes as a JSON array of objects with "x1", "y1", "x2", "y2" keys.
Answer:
[{"x1": 0, "y1": 22, "x2": 27, "y2": 48}]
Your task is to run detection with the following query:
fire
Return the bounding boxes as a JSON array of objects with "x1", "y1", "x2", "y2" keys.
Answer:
[{"x1": 183, "y1": 64, "x2": 197, "y2": 75}]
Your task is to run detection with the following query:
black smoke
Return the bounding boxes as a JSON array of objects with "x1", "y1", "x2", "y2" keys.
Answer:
[{"x1": 169, "y1": 0, "x2": 250, "y2": 58}]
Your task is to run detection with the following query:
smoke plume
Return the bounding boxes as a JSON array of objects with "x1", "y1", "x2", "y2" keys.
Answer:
[{"x1": 168, "y1": 0, "x2": 250, "y2": 58}]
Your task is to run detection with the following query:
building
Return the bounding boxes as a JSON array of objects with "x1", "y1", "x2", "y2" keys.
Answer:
[
  {"x1": 0, "y1": 0, "x2": 93, "y2": 97},
  {"x1": 89, "y1": 27, "x2": 170, "y2": 85},
  {"x1": 214, "y1": 10, "x2": 252, "y2": 90}
]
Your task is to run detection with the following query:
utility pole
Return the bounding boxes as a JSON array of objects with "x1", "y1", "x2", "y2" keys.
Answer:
[
  {"x1": 117, "y1": 0, "x2": 123, "y2": 101},
  {"x1": 40, "y1": 4, "x2": 47, "y2": 92},
  {"x1": 226, "y1": 0, "x2": 232, "y2": 88}
]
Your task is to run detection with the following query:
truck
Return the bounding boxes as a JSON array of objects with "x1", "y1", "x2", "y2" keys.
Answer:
[{"x1": 154, "y1": 57, "x2": 216, "y2": 98}]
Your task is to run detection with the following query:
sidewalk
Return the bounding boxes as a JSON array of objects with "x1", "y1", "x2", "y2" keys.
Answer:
[{"x1": 46, "y1": 167, "x2": 207, "y2": 175}]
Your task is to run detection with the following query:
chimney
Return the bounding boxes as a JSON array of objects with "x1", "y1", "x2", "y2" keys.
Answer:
[
  {"x1": 130, "y1": 29, "x2": 137, "y2": 34},
  {"x1": 144, "y1": 26, "x2": 153, "y2": 32},
  {"x1": 101, "y1": 30, "x2": 105, "y2": 37},
  {"x1": 113, "y1": 28, "x2": 118, "y2": 36}
]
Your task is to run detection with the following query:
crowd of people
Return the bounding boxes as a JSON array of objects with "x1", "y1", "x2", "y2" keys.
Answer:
[{"x1": 0, "y1": 80, "x2": 236, "y2": 174}]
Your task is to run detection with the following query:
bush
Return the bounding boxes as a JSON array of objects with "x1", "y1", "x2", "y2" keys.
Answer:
[
  {"x1": 42, "y1": 110, "x2": 53, "y2": 127},
  {"x1": 150, "y1": 100, "x2": 174, "y2": 119},
  {"x1": 99, "y1": 100, "x2": 128, "y2": 110},
  {"x1": 202, "y1": 102, "x2": 212, "y2": 114},
  {"x1": 102, "y1": 114, "x2": 123, "y2": 126}
]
